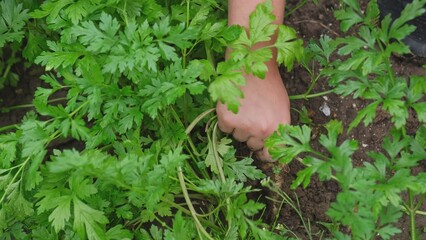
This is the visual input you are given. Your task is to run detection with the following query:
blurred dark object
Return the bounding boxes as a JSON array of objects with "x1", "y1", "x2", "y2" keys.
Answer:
[{"x1": 378, "y1": 0, "x2": 426, "y2": 57}]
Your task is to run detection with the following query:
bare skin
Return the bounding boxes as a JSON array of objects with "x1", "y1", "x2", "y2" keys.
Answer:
[{"x1": 217, "y1": 0, "x2": 290, "y2": 161}]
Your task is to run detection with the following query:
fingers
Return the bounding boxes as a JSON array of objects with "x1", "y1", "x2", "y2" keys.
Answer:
[
  {"x1": 256, "y1": 147, "x2": 276, "y2": 162},
  {"x1": 217, "y1": 116, "x2": 234, "y2": 134},
  {"x1": 218, "y1": 122, "x2": 277, "y2": 162},
  {"x1": 246, "y1": 137, "x2": 264, "y2": 151}
]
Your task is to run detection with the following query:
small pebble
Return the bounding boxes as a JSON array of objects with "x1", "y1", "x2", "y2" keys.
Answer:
[{"x1": 319, "y1": 102, "x2": 331, "y2": 116}]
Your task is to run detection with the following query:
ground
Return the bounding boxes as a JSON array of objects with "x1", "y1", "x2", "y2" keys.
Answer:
[{"x1": 1, "y1": 0, "x2": 425, "y2": 239}]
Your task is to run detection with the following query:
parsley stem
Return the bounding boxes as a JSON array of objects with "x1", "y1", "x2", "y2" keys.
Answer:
[
  {"x1": 0, "y1": 124, "x2": 18, "y2": 133},
  {"x1": 407, "y1": 189, "x2": 418, "y2": 240},
  {"x1": 377, "y1": 40, "x2": 396, "y2": 86},
  {"x1": 178, "y1": 167, "x2": 215, "y2": 240},
  {"x1": 289, "y1": 89, "x2": 335, "y2": 100},
  {"x1": 414, "y1": 193, "x2": 426, "y2": 211},
  {"x1": 181, "y1": 0, "x2": 191, "y2": 69},
  {"x1": 205, "y1": 41, "x2": 215, "y2": 67},
  {"x1": 285, "y1": 0, "x2": 307, "y2": 18},
  {"x1": 69, "y1": 101, "x2": 89, "y2": 117},
  {"x1": 211, "y1": 121, "x2": 234, "y2": 234},
  {"x1": 304, "y1": 71, "x2": 322, "y2": 96},
  {"x1": 414, "y1": 210, "x2": 426, "y2": 216},
  {"x1": 1, "y1": 48, "x2": 16, "y2": 83},
  {"x1": 0, "y1": 156, "x2": 31, "y2": 205},
  {"x1": 185, "y1": 108, "x2": 215, "y2": 135},
  {"x1": 183, "y1": 108, "x2": 215, "y2": 157},
  {"x1": 212, "y1": 122, "x2": 226, "y2": 183},
  {"x1": 1, "y1": 97, "x2": 67, "y2": 112}
]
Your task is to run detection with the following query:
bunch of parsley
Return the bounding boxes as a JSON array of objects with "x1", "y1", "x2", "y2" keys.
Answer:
[{"x1": 0, "y1": 0, "x2": 303, "y2": 239}]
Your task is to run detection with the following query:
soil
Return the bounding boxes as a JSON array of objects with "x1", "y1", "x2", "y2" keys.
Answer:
[{"x1": 1, "y1": 0, "x2": 425, "y2": 239}]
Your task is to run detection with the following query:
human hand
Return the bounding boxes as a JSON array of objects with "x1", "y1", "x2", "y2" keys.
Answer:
[{"x1": 216, "y1": 61, "x2": 290, "y2": 161}]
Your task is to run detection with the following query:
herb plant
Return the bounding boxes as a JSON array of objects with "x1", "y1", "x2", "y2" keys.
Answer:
[
  {"x1": 267, "y1": 0, "x2": 426, "y2": 239},
  {"x1": 0, "y1": 0, "x2": 29, "y2": 90},
  {"x1": 0, "y1": 0, "x2": 302, "y2": 239}
]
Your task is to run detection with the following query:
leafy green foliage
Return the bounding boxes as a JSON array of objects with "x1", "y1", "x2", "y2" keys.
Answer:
[
  {"x1": 266, "y1": 0, "x2": 426, "y2": 238},
  {"x1": 0, "y1": 0, "x2": 31, "y2": 90},
  {"x1": 330, "y1": 0, "x2": 426, "y2": 130},
  {"x1": 0, "y1": 0, "x2": 29, "y2": 48},
  {"x1": 0, "y1": 1, "x2": 289, "y2": 239},
  {"x1": 267, "y1": 121, "x2": 426, "y2": 239}
]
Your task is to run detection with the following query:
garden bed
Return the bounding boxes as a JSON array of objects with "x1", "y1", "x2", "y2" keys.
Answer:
[
  {"x1": 263, "y1": 0, "x2": 426, "y2": 239},
  {"x1": 1, "y1": 0, "x2": 426, "y2": 239}
]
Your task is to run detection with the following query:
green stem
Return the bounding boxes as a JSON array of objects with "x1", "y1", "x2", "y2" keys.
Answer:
[
  {"x1": 1, "y1": 49, "x2": 16, "y2": 83},
  {"x1": 181, "y1": 0, "x2": 191, "y2": 68},
  {"x1": 2, "y1": 97, "x2": 67, "y2": 112},
  {"x1": 178, "y1": 107, "x2": 215, "y2": 156},
  {"x1": 304, "y1": 73, "x2": 321, "y2": 96},
  {"x1": 1, "y1": 60, "x2": 13, "y2": 82},
  {"x1": 212, "y1": 122, "x2": 226, "y2": 183},
  {"x1": 377, "y1": 41, "x2": 395, "y2": 86},
  {"x1": 0, "y1": 124, "x2": 18, "y2": 133},
  {"x1": 408, "y1": 190, "x2": 418, "y2": 240},
  {"x1": 70, "y1": 101, "x2": 89, "y2": 117},
  {"x1": 178, "y1": 167, "x2": 215, "y2": 240},
  {"x1": 414, "y1": 193, "x2": 426, "y2": 211},
  {"x1": 414, "y1": 210, "x2": 426, "y2": 216},
  {"x1": 0, "y1": 156, "x2": 31, "y2": 204},
  {"x1": 185, "y1": 108, "x2": 215, "y2": 135},
  {"x1": 211, "y1": 121, "x2": 234, "y2": 235},
  {"x1": 285, "y1": 0, "x2": 307, "y2": 18},
  {"x1": 205, "y1": 41, "x2": 215, "y2": 68},
  {"x1": 289, "y1": 89, "x2": 335, "y2": 100}
]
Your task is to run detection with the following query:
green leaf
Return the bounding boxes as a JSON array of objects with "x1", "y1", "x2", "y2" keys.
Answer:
[
  {"x1": 224, "y1": 156, "x2": 265, "y2": 182},
  {"x1": 389, "y1": 0, "x2": 426, "y2": 41},
  {"x1": 291, "y1": 159, "x2": 317, "y2": 189},
  {"x1": 248, "y1": 0, "x2": 277, "y2": 45},
  {"x1": 208, "y1": 61, "x2": 245, "y2": 113},
  {"x1": 73, "y1": 197, "x2": 109, "y2": 240},
  {"x1": 106, "y1": 225, "x2": 133, "y2": 240},
  {"x1": 139, "y1": 62, "x2": 205, "y2": 118},
  {"x1": 35, "y1": 41, "x2": 83, "y2": 70},
  {"x1": 334, "y1": 1, "x2": 363, "y2": 32},
  {"x1": 319, "y1": 120, "x2": 343, "y2": 149},
  {"x1": 349, "y1": 101, "x2": 381, "y2": 131},
  {"x1": 275, "y1": 25, "x2": 304, "y2": 71},
  {"x1": 266, "y1": 124, "x2": 313, "y2": 163},
  {"x1": 0, "y1": 0, "x2": 29, "y2": 47},
  {"x1": 376, "y1": 224, "x2": 402, "y2": 239},
  {"x1": 164, "y1": 211, "x2": 196, "y2": 240},
  {"x1": 205, "y1": 137, "x2": 231, "y2": 174},
  {"x1": 49, "y1": 196, "x2": 72, "y2": 232},
  {"x1": 70, "y1": 12, "x2": 120, "y2": 53},
  {"x1": 0, "y1": 133, "x2": 18, "y2": 168},
  {"x1": 69, "y1": 175, "x2": 97, "y2": 200},
  {"x1": 412, "y1": 102, "x2": 426, "y2": 122}
]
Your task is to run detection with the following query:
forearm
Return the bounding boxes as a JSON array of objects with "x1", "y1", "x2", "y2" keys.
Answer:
[{"x1": 228, "y1": 0, "x2": 285, "y2": 28}]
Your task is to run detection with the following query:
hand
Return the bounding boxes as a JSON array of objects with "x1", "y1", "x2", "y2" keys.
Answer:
[{"x1": 216, "y1": 61, "x2": 290, "y2": 161}]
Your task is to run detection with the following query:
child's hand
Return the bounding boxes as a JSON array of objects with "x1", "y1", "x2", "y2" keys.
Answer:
[{"x1": 216, "y1": 61, "x2": 290, "y2": 161}]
